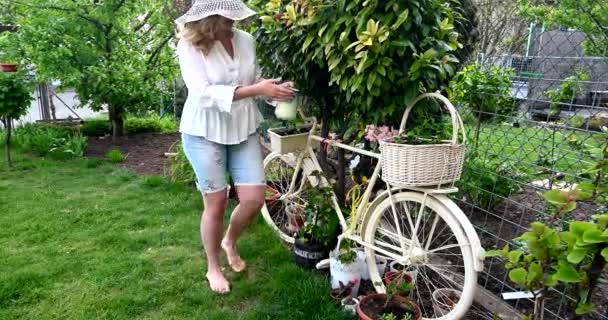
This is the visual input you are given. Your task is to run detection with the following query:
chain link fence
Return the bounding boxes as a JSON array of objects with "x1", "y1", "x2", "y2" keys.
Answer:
[{"x1": 456, "y1": 1, "x2": 608, "y2": 319}]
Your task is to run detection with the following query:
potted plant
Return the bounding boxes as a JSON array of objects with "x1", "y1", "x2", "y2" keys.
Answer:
[
  {"x1": 0, "y1": 33, "x2": 20, "y2": 73},
  {"x1": 330, "y1": 239, "x2": 361, "y2": 297},
  {"x1": 431, "y1": 288, "x2": 461, "y2": 316},
  {"x1": 387, "y1": 261, "x2": 417, "y2": 285},
  {"x1": 293, "y1": 176, "x2": 339, "y2": 269},
  {"x1": 356, "y1": 278, "x2": 420, "y2": 320},
  {"x1": 383, "y1": 271, "x2": 415, "y2": 296},
  {"x1": 266, "y1": 97, "x2": 316, "y2": 154}
]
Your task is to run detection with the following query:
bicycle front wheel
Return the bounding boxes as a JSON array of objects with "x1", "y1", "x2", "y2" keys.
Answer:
[
  {"x1": 261, "y1": 152, "x2": 309, "y2": 244},
  {"x1": 363, "y1": 192, "x2": 476, "y2": 320}
]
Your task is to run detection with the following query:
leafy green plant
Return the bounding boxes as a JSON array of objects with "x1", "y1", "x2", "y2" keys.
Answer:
[
  {"x1": 545, "y1": 71, "x2": 589, "y2": 118},
  {"x1": 336, "y1": 239, "x2": 357, "y2": 264},
  {"x1": 13, "y1": 123, "x2": 86, "y2": 159},
  {"x1": 298, "y1": 173, "x2": 340, "y2": 247},
  {"x1": 460, "y1": 157, "x2": 524, "y2": 209},
  {"x1": 106, "y1": 149, "x2": 124, "y2": 163},
  {"x1": 48, "y1": 134, "x2": 87, "y2": 160},
  {"x1": 0, "y1": 70, "x2": 34, "y2": 167},
  {"x1": 449, "y1": 63, "x2": 515, "y2": 121},
  {"x1": 81, "y1": 120, "x2": 111, "y2": 137},
  {"x1": 0, "y1": 31, "x2": 22, "y2": 64},
  {"x1": 486, "y1": 137, "x2": 608, "y2": 319},
  {"x1": 380, "y1": 314, "x2": 397, "y2": 320},
  {"x1": 82, "y1": 114, "x2": 177, "y2": 137},
  {"x1": 569, "y1": 115, "x2": 585, "y2": 129},
  {"x1": 165, "y1": 141, "x2": 195, "y2": 185}
]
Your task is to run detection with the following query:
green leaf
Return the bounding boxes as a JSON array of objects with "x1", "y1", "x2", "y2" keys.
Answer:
[
  {"x1": 582, "y1": 228, "x2": 608, "y2": 244},
  {"x1": 527, "y1": 262, "x2": 542, "y2": 283},
  {"x1": 554, "y1": 263, "x2": 582, "y2": 283},
  {"x1": 570, "y1": 222, "x2": 596, "y2": 238},
  {"x1": 367, "y1": 72, "x2": 376, "y2": 92},
  {"x1": 484, "y1": 250, "x2": 506, "y2": 258},
  {"x1": 508, "y1": 268, "x2": 528, "y2": 286},
  {"x1": 543, "y1": 190, "x2": 568, "y2": 205},
  {"x1": 508, "y1": 250, "x2": 523, "y2": 264},
  {"x1": 376, "y1": 65, "x2": 386, "y2": 76},
  {"x1": 561, "y1": 201, "x2": 576, "y2": 213},
  {"x1": 567, "y1": 248, "x2": 588, "y2": 264},
  {"x1": 544, "y1": 273, "x2": 559, "y2": 287},
  {"x1": 601, "y1": 247, "x2": 608, "y2": 261},
  {"x1": 575, "y1": 302, "x2": 595, "y2": 315},
  {"x1": 303, "y1": 35, "x2": 315, "y2": 51}
]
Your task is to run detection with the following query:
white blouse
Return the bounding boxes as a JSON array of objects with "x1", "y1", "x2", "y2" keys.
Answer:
[{"x1": 177, "y1": 29, "x2": 263, "y2": 145}]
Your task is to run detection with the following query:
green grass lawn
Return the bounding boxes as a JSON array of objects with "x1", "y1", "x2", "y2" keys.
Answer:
[
  {"x1": 474, "y1": 123, "x2": 603, "y2": 177},
  {"x1": 0, "y1": 154, "x2": 353, "y2": 320}
]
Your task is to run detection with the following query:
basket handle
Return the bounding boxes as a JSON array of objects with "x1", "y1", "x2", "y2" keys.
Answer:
[{"x1": 398, "y1": 92, "x2": 467, "y2": 145}]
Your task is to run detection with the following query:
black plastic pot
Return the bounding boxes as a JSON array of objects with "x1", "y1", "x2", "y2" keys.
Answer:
[{"x1": 293, "y1": 238, "x2": 329, "y2": 269}]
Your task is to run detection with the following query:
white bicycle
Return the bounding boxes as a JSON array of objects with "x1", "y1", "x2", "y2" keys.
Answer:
[{"x1": 261, "y1": 93, "x2": 485, "y2": 319}]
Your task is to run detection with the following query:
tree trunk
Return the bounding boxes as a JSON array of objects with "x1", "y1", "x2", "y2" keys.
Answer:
[
  {"x1": 3, "y1": 117, "x2": 12, "y2": 168},
  {"x1": 585, "y1": 244, "x2": 608, "y2": 303},
  {"x1": 336, "y1": 147, "x2": 346, "y2": 205},
  {"x1": 109, "y1": 105, "x2": 125, "y2": 142},
  {"x1": 317, "y1": 100, "x2": 332, "y2": 172}
]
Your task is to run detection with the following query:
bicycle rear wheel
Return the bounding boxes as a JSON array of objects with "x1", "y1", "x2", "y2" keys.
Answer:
[
  {"x1": 261, "y1": 152, "x2": 309, "y2": 243},
  {"x1": 363, "y1": 192, "x2": 476, "y2": 320}
]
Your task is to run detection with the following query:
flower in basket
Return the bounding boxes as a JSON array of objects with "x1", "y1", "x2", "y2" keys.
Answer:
[{"x1": 364, "y1": 125, "x2": 399, "y2": 143}]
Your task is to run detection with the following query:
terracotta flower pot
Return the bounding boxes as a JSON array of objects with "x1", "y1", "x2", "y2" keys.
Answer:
[
  {"x1": 383, "y1": 271, "x2": 413, "y2": 286},
  {"x1": 356, "y1": 293, "x2": 421, "y2": 320},
  {"x1": 0, "y1": 63, "x2": 18, "y2": 72}
]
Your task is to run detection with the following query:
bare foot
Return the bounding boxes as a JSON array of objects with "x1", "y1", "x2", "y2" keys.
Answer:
[
  {"x1": 206, "y1": 270, "x2": 230, "y2": 294},
  {"x1": 221, "y1": 239, "x2": 246, "y2": 272}
]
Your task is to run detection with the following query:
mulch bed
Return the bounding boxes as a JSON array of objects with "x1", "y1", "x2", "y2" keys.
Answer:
[{"x1": 85, "y1": 132, "x2": 180, "y2": 175}]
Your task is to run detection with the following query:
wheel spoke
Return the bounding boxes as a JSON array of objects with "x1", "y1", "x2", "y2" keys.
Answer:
[{"x1": 363, "y1": 192, "x2": 476, "y2": 320}]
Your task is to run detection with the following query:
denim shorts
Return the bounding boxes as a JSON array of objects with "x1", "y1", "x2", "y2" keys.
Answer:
[{"x1": 181, "y1": 133, "x2": 266, "y2": 194}]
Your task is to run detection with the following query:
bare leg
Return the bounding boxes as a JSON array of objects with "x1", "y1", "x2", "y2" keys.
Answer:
[
  {"x1": 222, "y1": 185, "x2": 265, "y2": 272},
  {"x1": 202, "y1": 189, "x2": 230, "y2": 293}
]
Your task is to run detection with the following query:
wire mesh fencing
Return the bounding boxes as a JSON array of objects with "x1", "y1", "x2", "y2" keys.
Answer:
[{"x1": 456, "y1": 1, "x2": 608, "y2": 319}]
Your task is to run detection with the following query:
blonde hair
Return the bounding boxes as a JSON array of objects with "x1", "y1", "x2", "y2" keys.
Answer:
[{"x1": 180, "y1": 15, "x2": 223, "y2": 55}]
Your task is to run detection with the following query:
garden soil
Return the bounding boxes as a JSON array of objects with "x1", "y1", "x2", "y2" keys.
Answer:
[{"x1": 85, "y1": 132, "x2": 180, "y2": 175}]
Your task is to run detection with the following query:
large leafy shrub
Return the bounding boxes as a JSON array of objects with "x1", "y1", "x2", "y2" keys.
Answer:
[
  {"x1": 250, "y1": 0, "x2": 475, "y2": 200},
  {"x1": 449, "y1": 62, "x2": 515, "y2": 122},
  {"x1": 251, "y1": 0, "x2": 471, "y2": 129},
  {"x1": 13, "y1": 123, "x2": 87, "y2": 160}
]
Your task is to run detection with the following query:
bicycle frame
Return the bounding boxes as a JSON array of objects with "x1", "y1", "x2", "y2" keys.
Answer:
[{"x1": 280, "y1": 117, "x2": 462, "y2": 264}]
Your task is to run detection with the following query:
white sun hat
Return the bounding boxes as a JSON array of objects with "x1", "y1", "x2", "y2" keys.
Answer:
[{"x1": 175, "y1": 0, "x2": 257, "y2": 25}]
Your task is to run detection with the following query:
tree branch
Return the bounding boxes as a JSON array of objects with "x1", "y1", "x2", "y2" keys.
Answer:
[
  {"x1": 113, "y1": 0, "x2": 128, "y2": 13},
  {"x1": 13, "y1": 1, "x2": 106, "y2": 30},
  {"x1": 147, "y1": 34, "x2": 173, "y2": 66},
  {"x1": 576, "y1": 2, "x2": 608, "y2": 40},
  {"x1": 133, "y1": 11, "x2": 153, "y2": 32}
]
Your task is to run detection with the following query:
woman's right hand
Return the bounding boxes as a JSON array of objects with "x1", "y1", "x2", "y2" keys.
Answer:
[{"x1": 255, "y1": 79, "x2": 294, "y2": 101}]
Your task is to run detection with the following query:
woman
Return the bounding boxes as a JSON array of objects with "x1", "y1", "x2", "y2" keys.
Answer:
[{"x1": 175, "y1": 0, "x2": 294, "y2": 294}]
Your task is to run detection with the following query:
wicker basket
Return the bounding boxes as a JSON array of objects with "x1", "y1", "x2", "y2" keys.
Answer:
[{"x1": 379, "y1": 93, "x2": 466, "y2": 187}]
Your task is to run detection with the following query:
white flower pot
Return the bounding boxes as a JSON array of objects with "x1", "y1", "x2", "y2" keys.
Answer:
[
  {"x1": 330, "y1": 252, "x2": 361, "y2": 297},
  {"x1": 341, "y1": 297, "x2": 359, "y2": 315},
  {"x1": 432, "y1": 288, "x2": 461, "y2": 317},
  {"x1": 267, "y1": 125, "x2": 311, "y2": 155},
  {"x1": 357, "y1": 250, "x2": 387, "y2": 280}
]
